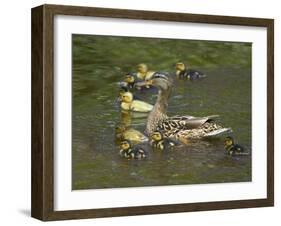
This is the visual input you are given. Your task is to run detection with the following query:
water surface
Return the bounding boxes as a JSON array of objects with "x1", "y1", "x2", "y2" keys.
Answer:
[{"x1": 72, "y1": 35, "x2": 252, "y2": 190}]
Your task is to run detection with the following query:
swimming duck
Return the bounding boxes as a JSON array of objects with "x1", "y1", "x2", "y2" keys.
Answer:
[
  {"x1": 119, "y1": 91, "x2": 153, "y2": 112},
  {"x1": 135, "y1": 74, "x2": 231, "y2": 141},
  {"x1": 115, "y1": 125, "x2": 148, "y2": 144},
  {"x1": 150, "y1": 130, "x2": 179, "y2": 150},
  {"x1": 175, "y1": 62, "x2": 206, "y2": 80},
  {"x1": 119, "y1": 140, "x2": 148, "y2": 159},
  {"x1": 224, "y1": 136, "x2": 249, "y2": 156}
]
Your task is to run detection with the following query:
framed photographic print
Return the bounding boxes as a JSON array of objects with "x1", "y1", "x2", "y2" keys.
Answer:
[{"x1": 31, "y1": 4, "x2": 274, "y2": 221}]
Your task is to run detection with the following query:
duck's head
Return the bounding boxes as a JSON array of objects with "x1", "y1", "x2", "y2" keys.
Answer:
[
  {"x1": 120, "y1": 91, "x2": 133, "y2": 103},
  {"x1": 120, "y1": 140, "x2": 131, "y2": 150},
  {"x1": 150, "y1": 131, "x2": 163, "y2": 141},
  {"x1": 224, "y1": 136, "x2": 234, "y2": 147},
  {"x1": 136, "y1": 73, "x2": 172, "y2": 91},
  {"x1": 175, "y1": 62, "x2": 186, "y2": 71},
  {"x1": 137, "y1": 63, "x2": 148, "y2": 74},
  {"x1": 124, "y1": 73, "x2": 135, "y2": 84}
]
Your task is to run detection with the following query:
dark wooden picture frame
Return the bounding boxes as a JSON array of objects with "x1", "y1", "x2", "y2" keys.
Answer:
[{"x1": 31, "y1": 4, "x2": 274, "y2": 221}]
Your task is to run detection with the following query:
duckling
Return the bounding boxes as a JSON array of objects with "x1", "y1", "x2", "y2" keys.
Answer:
[
  {"x1": 115, "y1": 125, "x2": 148, "y2": 144},
  {"x1": 119, "y1": 87, "x2": 141, "y2": 101},
  {"x1": 224, "y1": 136, "x2": 249, "y2": 156},
  {"x1": 120, "y1": 91, "x2": 153, "y2": 112},
  {"x1": 136, "y1": 63, "x2": 155, "y2": 81},
  {"x1": 150, "y1": 130, "x2": 179, "y2": 151},
  {"x1": 119, "y1": 140, "x2": 148, "y2": 159},
  {"x1": 123, "y1": 72, "x2": 137, "y2": 89},
  {"x1": 175, "y1": 62, "x2": 206, "y2": 80}
]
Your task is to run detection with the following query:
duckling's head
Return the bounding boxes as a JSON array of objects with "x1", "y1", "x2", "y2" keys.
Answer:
[
  {"x1": 175, "y1": 62, "x2": 186, "y2": 71},
  {"x1": 120, "y1": 140, "x2": 131, "y2": 150},
  {"x1": 115, "y1": 125, "x2": 126, "y2": 134},
  {"x1": 224, "y1": 136, "x2": 234, "y2": 147},
  {"x1": 119, "y1": 87, "x2": 128, "y2": 96},
  {"x1": 121, "y1": 91, "x2": 133, "y2": 103},
  {"x1": 137, "y1": 63, "x2": 148, "y2": 74},
  {"x1": 151, "y1": 131, "x2": 163, "y2": 141},
  {"x1": 124, "y1": 74, "x2": 135, "y2": 84}
]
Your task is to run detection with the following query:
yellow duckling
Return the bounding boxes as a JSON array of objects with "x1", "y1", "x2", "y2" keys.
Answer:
[
  {"x1": 115, "y1": 125, "x2": 148, "y2": 144},
  {"x1": 123, "y1": 73, "x2": 136, "y2": 89},
  {"x1": 224, "y1": 136, "x2": 249, "y2": 156},
  {"x1": 150, "y1": 130, "x2": 179, "y2": 150},
  {"x1": 119, "y1": 140, "x2": 148, "y2": 160},
  {"x1": 175, "y1": 62, "x2": 206, "y2": 80},
  {"x1": 120, "y1": 91, "x2": 153, "y2": 112},
  {"x1": 137, "y1": 63, "x2": 155, "y2": 81}
]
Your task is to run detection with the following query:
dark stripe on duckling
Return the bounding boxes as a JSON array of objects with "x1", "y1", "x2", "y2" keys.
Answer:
[
  {"x1": 150, "y1": 130, "x2": 179, "y2": 151},
  {"x1": 224, "y1": 136, "x2": 249, "y2": 156},
  {"x1": 119, "y1": 140, "x2": 148, "y2": 159}
]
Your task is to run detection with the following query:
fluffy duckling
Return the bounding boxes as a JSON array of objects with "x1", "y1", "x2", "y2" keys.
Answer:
[
  {"x1": 175, "y1": 62, "x2": 206, "y2": 80},
  {"x1": 120, "y1": 91, "x2": 153, "y2": 112},
  {"x1": 123, "y1": 72, "x2": 137, "y2": 89},
  {"x1": 115, "y1": 125, "x2": 148, "y2": 144},
  {"x1": 119, "y1": 140, "x2": 148, "y2": 159},
  {"x1": 119, "y1": 87, "x2": 141, "y2": 101},
  {"x1": 136, "y1": 63, "x2": 155, "y2": 81},
  {"x1": 224, "y1": 136, "x2": 249, "y2": 156},
  {"x1": 150, "y1": 130, "x2": 179, "y2": 151}
]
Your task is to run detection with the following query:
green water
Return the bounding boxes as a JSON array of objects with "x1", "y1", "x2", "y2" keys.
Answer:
[{"x1": 72, "y1": 35, "x2": 252, "y2": 190}]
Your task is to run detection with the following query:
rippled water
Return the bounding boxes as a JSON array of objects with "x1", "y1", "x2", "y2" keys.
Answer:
[{"x1": 72, "y1": 35, "x2": 251, "y2": 190}]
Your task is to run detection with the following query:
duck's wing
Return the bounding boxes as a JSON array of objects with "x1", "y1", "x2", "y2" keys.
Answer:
[
  {"x1": 203, "y1": 127, "x2": 232, "y2": 137},
  {"x1": 163, "y1": 115, "x2": 220, "y2": 130},
  {"x1": 171, "y1": 122, "x2": 232, "y2": 140}
]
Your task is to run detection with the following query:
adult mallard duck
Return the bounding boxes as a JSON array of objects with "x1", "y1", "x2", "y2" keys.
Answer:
[
  {"x1": 115, "y1": 125, "x2": 148, "y2": 144},
  {"x1": 150, "y1": 130, "x2": 179, "y2": 150},
  {"x1": 224, "y1": 136, "x2": 249, "y2": 156},
  {"x1": 119, "y1": 140, "x2": 148, "y2": 159},
  {"x1": 175, "y1": 62, "x2": 206, "y2": 80},
  {"x1": 119, "y1": 91, "x2": 153, "y2": 112},
  {"x1": 136, "y1": 74, "x2": 231, "y2": 141}
]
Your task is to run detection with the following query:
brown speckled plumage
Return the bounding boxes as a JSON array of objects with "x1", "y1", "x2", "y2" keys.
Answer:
[{"x1": 142, "y1": 74, "x2": 231, "y2": 140}]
